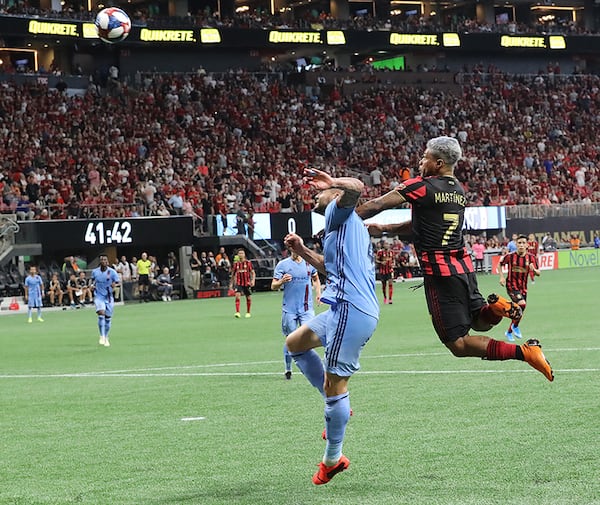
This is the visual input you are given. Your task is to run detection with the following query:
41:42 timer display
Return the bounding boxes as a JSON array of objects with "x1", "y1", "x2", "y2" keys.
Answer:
[{"x1": 84, "y1": 221, "x2": 133, "y2": 245}]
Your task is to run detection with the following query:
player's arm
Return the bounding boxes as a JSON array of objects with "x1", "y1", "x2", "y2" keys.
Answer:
[
  {"x1": 356, "y1": 189, "x2": 407, "y2": 220},
  {"x1": 24, "y1": 283, "x2": 29, "y2": 302},
  {"x1": 530, "y1": 257, "x2": 541, "y2": 277},
  {"x1": 497, "y1": 256, "x2": 507, "y2": 285},
  {"x1": 271, "y1": 273, "x2": 292, "y2": 290},
  {"x1": 304, "y1": 169, "x2": 363, "y2": 208},
  {"x1": 367, "y1": 221, "x2": 412, "y2": 238},
  {"x1": 249, "y1": 264, "x2": 256, "y2": 287},
  {"x1": 284, "y1": 233, "x2": 326, "y2": 275},
  {"x1": 331, "y1": 177, "x2": 364, "y2": 208}
]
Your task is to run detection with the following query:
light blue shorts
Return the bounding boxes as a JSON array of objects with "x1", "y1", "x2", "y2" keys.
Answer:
[
  {"x1": 307, "y1": 302, "x2": 378, "y2": 377},
  {"x1": 28, "y1": 295, "x2": 43, "y2": 308},
  {"x1": 281, "y1": 310, "x2": 315, "y2": 337},
  {"x1": 94, "y1": 297, "x2": 114, "y2": 317}
]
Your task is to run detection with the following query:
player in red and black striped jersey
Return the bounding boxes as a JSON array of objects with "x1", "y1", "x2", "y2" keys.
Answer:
[
  {"x1": 376, "y1": 242, "x2": 395, "y2": 304},
  {"x1": 229, "y1": 248, "x2": 256, "y2": 318},
  {"x1": 357, "y1": 136, "x2": 553, "y2": 381},
  {"x1": 498, "y1": 235, "x2": 540, "y2": 341}
]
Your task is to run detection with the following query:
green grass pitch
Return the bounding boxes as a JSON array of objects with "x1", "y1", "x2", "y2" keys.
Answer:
[{"x1": 1, "y1": 268, "x2": 599, "y2": 505}]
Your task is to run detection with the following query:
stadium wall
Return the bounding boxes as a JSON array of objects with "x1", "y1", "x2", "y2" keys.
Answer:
[{"x1": 507, "y1": 216, "x2": 600, "y2": 248}]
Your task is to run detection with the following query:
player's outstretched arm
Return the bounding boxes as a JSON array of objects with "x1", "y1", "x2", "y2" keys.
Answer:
[
  {"x1": 367, "y1": 221, "x2": 412, "y2": 238},
  {"x1": 357, "y1": 189, "x2": 406, "y2": 220},
  {"x1": 304, "y1": 169, "x2": 363, "y2": 208},
  {"x1": 284, "y1": 233, "x2": 326, "y2": 275}
]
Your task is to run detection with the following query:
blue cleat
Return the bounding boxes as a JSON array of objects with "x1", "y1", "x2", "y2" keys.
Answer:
[
  {"x1": 512, "y1": 326, "x2": 522, "y2": 339},
  {"x1": 505, "y1": 330, "x2": 515, "y2": 342}
]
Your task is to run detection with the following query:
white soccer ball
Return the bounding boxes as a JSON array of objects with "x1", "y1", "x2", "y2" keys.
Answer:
[{"x1": 95, "y1": 7, "x2": 131, "y2": 44}]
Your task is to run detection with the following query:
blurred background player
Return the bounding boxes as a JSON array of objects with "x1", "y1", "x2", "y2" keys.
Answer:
[
  {"x1": 375, "y1": 240, "x2": 395, "y2": 304},
  {"x1": 230, "y1": 248, "x2": 255, "y2": 318},
  {"x1": 527, "y1": 233, "x2": 540, "y2": 284},
  {"x1": 498, "y1": 235, "x2": 541, "y2": 341},
  {"x1": 271, "y1": 248, "x2": 321, "y2": 379},
  {"x1": 24, "y1": 265, "x2": 44, "y2": 323},
  {"x1": 91, "y1": 255, "x2": 120, "y2": 347}
]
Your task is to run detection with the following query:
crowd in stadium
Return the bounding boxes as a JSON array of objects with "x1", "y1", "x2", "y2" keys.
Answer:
[
  {"x1": 0, "y1": 68, "x2": 598, "y2": 225},
  {"x1": 0, "y1": 4, "x2": 592, "y2": 35}
]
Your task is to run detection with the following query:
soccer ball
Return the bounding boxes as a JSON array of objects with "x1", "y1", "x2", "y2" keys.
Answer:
[{"x1": 95, "y1": 7, "x2": 131, "y2": 44}]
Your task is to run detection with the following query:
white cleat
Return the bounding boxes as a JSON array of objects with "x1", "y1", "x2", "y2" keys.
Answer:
[
  {"x1": 103, "y1": 339, "x2": 110, "y2": 347},
  {"x1": 99, "y1": 336, "x2": 106, "y2": 345}
]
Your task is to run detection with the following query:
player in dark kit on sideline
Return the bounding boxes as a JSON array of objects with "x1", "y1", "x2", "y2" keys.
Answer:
[
  {"x1": 376, "y1": 241, "x2": 395, "y2": 304},
  {"x1": 230, "y1": 248, "x2": 255, "y2": 318},
  {"x1": 498, "y1": 235, "x2": 540, "y2": 341},
  {"x1": 357, "y1": 136, "x2": 554, "y2": 381}
]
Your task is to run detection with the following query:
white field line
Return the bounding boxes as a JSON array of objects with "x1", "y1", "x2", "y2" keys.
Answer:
[
  {"x1": 0, "y1": 369, "x2": 599, "y2": 379},
  {"x1": 61, "y1": 346, "x2": 600, "y2": 377},
  {"x1": 1, "y1": 348, "x2": 598, "y2": 379}
]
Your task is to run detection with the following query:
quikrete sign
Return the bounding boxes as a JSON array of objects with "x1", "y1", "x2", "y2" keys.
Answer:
[
  {"x1": 139, "y1": 29, "x2": 196, "y2": 42},
  {"x1": 28, "y1": 20, "x2": 78, "y2": 36},
  {"x1": 500, "y1": 35, "x2": 546, "y2": 48},
  {"x1": 268, "y1": 31, "x2": 322, "y2": 44},
  {"x1": 390, "y1": 33, "x2": 439, "y2": 46}
]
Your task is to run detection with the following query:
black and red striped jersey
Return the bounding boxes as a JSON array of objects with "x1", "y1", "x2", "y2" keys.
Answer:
[
  {"x1": 500, "y1": 252, "x2": 537, "y2": 294},
  {"x1": 527, "y1": 240, "x2": 540, "y2": 256},
  {"x1": 395, "y1": 175, "x2": 473, "y2": 276},
  {"x1": 232, "y1": 260, "x2": 254, "y2": 286},
  {"x1": 376, "y1": 249, "x2": 395, "y2": 275}
]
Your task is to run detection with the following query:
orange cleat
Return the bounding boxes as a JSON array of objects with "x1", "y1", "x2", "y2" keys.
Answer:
[
  {"x1": 312, "y1": 455, "x2": 350, "y2": 485},
  {"x1": 521, "y1": 339, "x2": 554, "y2": 382},
  {"x1": 487, "y1": 293, "x2": 522, "y2": 320}
]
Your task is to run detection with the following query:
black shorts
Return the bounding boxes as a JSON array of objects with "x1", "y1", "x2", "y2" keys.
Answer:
[
  {"x1": 138, "y1": 274, "x2": 150, "y2": 286},
  {"x1": 235, "y1": 285, "x2": 252, "y2": 297},
  {"x1": 379, "y1": 273, "x2": 392, "y2": 282},
  {"x1": 507, "y1": 289, "x2": 526, "y2": 303},
  {"x1": 424, "y1": 273, "x2": 486, "y2": 343}
]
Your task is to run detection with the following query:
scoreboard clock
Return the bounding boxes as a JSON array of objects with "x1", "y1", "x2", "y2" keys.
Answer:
[
  {"x1": 84, "y1": 220, "x2": 133, "y2": 245},
  {"x1": 16, "y1": 216, "x2": 195, "y2": 252}
]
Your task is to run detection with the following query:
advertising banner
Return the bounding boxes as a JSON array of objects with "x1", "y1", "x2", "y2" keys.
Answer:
[
  {"x1": 557, "y1": 249, "x2": 600, "y2": 269},
  {"x1": 0, "y1": 15, "x2": 597, "y2": 54}
]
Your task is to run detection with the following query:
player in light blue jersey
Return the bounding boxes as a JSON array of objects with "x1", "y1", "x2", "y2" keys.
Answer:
[
  {"x1": 271, "y1": 250, "x2": 321, "y2": 380},
  {"x1": 91, "y1": 255, "x2": 120, "y2": 347},
  {"x1": 24, "y1": 265, "x2": 45, "y2": 323},
  {"x1": 284, "y1": 168, "x2": 379, "y2": 485}
]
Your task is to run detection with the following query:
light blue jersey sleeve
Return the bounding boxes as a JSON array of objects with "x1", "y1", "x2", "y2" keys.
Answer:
[{"x1": 320, "y1": 200, "x2": 379, "y2": 319}]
